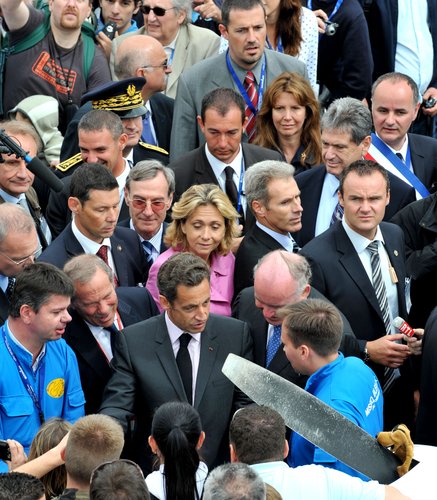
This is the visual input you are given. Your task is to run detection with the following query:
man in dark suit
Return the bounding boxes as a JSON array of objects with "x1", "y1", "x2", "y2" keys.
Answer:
[
  {"x1": 47, "y1": 110, "x2": 131, "y2": 237},
  {"x1": 295, "y1": 97, "x2": 416, "y2": 247},
  {"x1": 63, "y1": 254, "x2": 159, "y2": 415},
  {"x1": 100, "y1": 253, "x2": 253, "y2": 473},
  {"x1": 39, "y1": 164, "x2": 148, "y2": 286},
  {"x1": 300, "y1": 159, "x2": 422, "y2": 430},
  {"x1": 170, "y1": 88, "x2": 281, "y2": 229},
  {"x1": 169, "y1": 0, "x2": 308, "y2": 160},
  {"x1": 368, "y1": 72, "x2": 437, "y2": 196},
  {"x1": 119, "y1": 160, "x2": 174, "y2": 267},
  {"x1": 233, "y1": 250, "x2": 358, "y2": 389},
  {"x1": 233, "y1": 161, "x2": 302, "y2": 297},
  {"x1": 0, "y1": 203, "x2": 39, "y2": 326}
]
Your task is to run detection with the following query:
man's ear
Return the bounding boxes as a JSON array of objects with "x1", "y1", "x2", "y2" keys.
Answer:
[
  {"x1": 197, "y1": 115, "x2": 205, "y2": 134},
  {"x1": 196, "y1": 431, "x2": 205, "y2": 450},
  {"x1": 283, "y1": 439, "x2": 289, "y2": 459},
  {"x1": 68, "y1": 197, "x2": 80, "y2": 214},
  {"x1": 251, "y1": 199, "x2": 265, "y2": 218},
  {"x1": 219, "y1": 24, "x2": 228, "y2": 40},
  {"x1": 229, "y1": 443, "x2": 238, "y2": 463},
  {"x1": 159, "y1": 294, "x2": 170, "y2": 311}
]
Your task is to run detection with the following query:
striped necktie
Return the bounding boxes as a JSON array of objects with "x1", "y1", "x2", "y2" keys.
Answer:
[{"x1": 243, "y1": 71, "x2": 258, "y2": 142}]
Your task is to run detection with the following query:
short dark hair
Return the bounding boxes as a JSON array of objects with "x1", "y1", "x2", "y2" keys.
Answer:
[
  {"x1": 371, "y1": 72, "x2": 419, "y2": 105},
  {"x1": 9, "y1": 262, "x2": 74, "y2": 318},
  {"x1": 200, "y1": 88, "x2": 246, "y2": 124},
  {"x1": 78, "y1": 109, "x2": 124, "y2": 139},
  {"x1": 221, "y1": 0, "x2": 265, "y2": 26},
  {"x1": 229, "y1": 406, "x2": 285, "y2": 465},
  {"x1": 69, "y1": 163, "x2": 119, "y2": 203},
  {"x1": 89, "y1": 460, "x2": 149, "y2": 500},
  {"x1": 0, "y1": 472, "x2": 45, "y2": 500},
  {"x1": 157, "y1": 253, "x2": 210, "y2": 304},
  {"x1": 339, "y1": 159, "x2": 390, "y2": 196},
  {"x1": 280, "y1": 299, "x2": 343, "y2": 356}
]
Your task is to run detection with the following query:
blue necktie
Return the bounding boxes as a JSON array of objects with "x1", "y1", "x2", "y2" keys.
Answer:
[
  {"x1": 266, "y1": 325, "x2": 282, "y2": 367},
  {"x1": 141, "y1": 110, "x2": 157, "y2": 145},
  {"x1": 142, "y1": 240, "x2": 154, "y2": 263}
]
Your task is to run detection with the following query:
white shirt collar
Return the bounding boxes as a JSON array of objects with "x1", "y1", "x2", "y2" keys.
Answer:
[{"x1": 71, "y1": 219, "x2": 112, "y2": 254}]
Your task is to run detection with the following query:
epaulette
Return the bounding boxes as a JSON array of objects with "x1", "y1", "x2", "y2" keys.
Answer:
[
  {"x1": 55, "y1": 153, "x2": 83, "y2": 173},
  {"x1": 138, "y1": 141, "x2": 169, "y2": 155}
]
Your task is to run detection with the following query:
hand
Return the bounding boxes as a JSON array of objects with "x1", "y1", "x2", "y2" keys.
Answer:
[
  {"x1": 366, "y1": 334, "x2": 410, "y2": 367},
  {"x1": 6, "y1": 439, "x2": 27, "y2": 471},
  {"x1": 96, "y1": 31, "x2": 115, "y2": 61},
  {"x1": 194, "y1": 0, "x2": 222, "y2": 22},
  {"x1": 313, "y1": 9, "x2": 328, "y2": 34},
  {"x1": 422, "y1": 87, "x2": 437, "y2": 116},
  {"x1": 404, "y1": 328, "x2": 424, "y2": 356}
]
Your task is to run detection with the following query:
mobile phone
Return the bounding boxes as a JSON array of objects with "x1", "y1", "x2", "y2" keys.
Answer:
[
  {"x1": 101, "y1": 21, "x2": 117, "y2": 40},
  {"x1": 0, "y1": 440, "x2": 11, "y2": 461}
]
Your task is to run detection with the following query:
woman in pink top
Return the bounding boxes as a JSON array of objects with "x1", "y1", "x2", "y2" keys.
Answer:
[{"x1": 146, "y1": 184, "x2": 239, "y2": 316}]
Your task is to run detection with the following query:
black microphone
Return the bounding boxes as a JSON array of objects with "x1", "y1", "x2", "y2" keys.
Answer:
[{"x1": 0, "y1": 129, "x2": 64, "y2": 193}]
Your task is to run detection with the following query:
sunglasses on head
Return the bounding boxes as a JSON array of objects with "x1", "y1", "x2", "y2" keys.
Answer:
[{"x1": 140, "y1": 5, "x2": 176, "y2": 16}]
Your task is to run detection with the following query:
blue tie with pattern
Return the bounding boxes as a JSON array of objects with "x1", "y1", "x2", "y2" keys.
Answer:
[{"x1": 266, "y1": 325, "x2": 282, "y2": 367}]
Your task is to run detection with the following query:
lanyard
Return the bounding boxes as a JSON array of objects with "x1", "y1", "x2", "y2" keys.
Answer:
[
  {"x1": 2, "y1": 328, "x2": 45, "y2": 425},
  {"x1": 168, "y1": 47, "x2": 175, "y2": 66},
  {"x1": 236, "y1": 156, "x2": 245, "y2": 214},
  {"x1": 226, "y1": 50, "x2": 266, "y2": 114},
  {"x1": 266, "y1": 35, "x2": 284, "y2": 53}
]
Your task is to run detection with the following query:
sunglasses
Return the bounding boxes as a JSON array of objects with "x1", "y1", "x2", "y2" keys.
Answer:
[
  {"x1": 140, "y1": 5, "x2": 176, "y2": 16},
  {"x1": 128, "y1": 197, "x2": 166, "y2": 212}
]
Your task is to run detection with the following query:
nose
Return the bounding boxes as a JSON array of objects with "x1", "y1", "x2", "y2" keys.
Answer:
[
  {"x1": 201, "y1": 227, "x2": 212, "y2": 240},
  {"x1": 16, "y1": 162, "x2": 28, "y2": 178},
  {"x1": 107, "y1": 207, "x2": 119, "y2": 221},
  {"x1": 246, "y1": 27, "x2": 256, "y2": 42},
  {"x1": 323, "y1": 145, "x2": 336, "y2": 159},
  {"x1": 195, "y1": 305, "x2": 209, "y2": 321},
  {"x1": 84, "y1": 152, "x2": 98, "y2": 163},
  {"x1": 142, "y1": 201, "x2": 154, "y2": 216},
  {"x1": 62, "y1": 310, "x2": 72, "y2": 323}
]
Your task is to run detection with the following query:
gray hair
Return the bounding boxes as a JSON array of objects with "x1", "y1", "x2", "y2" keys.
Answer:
[
  {"x1": 245, "y1": 160, "x2": 295, "y2": 210},
  {"x1": 125, "y1": 160, "x2": 175, "y2": 196},
  {"x1": 254, "y1": 250, "x2": 312, "y2": 298},
  {"x1": 157, "y1": 253, "x2": 210, "y2": 304},
  {"x1": 0, "y1": 203, "x2": 35, "y2": 244},
  {"x1": 321, "y1": 97, "x2": 372, "y2": 144},
  {"x1": 0, "y1": 119, "x2": 43, "y2": 154},
  {"x1": 203, "y1": 463, "x2": 266, "y2": 500},
  {"x1": 171, "y1": 0, "x2": 192, "y2": 25},
  {"x1": 63, "y1": 254, "x2": 114, "y2": 290},
  {"x1": 371, "y1": 71, "x2": 419, "y2": 105},
  {"x1": 78, "y1": 109, "x2": 124, "y2": 139}
]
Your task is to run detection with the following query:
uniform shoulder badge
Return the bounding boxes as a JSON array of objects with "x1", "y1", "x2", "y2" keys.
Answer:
[
  {"x1": 138, "y1": 141, "x2": 169, "y2": 155},
  {"x1": 54, "y1": 152, "x2": 83, "y2": 173}
]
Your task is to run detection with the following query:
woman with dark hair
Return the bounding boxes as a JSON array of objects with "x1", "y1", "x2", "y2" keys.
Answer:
[
  {"x1": 146, "y1": 402, "x2": 207, "y2": 500},
  {"x1": 255, "y1": 72, "x2": 322, "y2": 174}
]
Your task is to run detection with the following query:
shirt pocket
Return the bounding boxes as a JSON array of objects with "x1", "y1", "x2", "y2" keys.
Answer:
[{"x1": 0, "y1": 396, "x2": 33, "y2": 418}]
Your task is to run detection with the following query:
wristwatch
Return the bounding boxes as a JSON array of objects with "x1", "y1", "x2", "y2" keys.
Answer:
[{"x1": 363, "y1": 344, "x2": 370, "y2": 363}]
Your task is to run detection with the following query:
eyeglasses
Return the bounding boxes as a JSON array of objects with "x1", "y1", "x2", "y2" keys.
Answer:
[
  {"x1": 0, "y1": 246, "x2": 42, "y2": 266},
  {"x1": 128, "y1": 197, "x2": 167, "y2": 212},
  {"x1": 141, "y1": 59, "x2": 170, "y2": 71},
  {"x1": 140, "y1": 5, "x2": 176, "y2": 16}
]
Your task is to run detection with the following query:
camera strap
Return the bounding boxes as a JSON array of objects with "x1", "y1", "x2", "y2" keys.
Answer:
[{"x1": 1, "y1": 327, "x2": 45, "y2": 425}]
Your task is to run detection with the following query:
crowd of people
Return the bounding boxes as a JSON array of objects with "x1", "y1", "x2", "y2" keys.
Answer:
[{"x1": 0, "y1": 0, "x2": 436, "y2": 498}]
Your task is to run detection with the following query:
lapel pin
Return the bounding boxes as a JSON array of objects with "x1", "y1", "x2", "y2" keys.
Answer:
[
  {"x1": 208, "y1": 346, "x2": 213, "y2": 351},
  {"x1": 394, "y1": 250, "x2": 398, "y2": 256},
  {"x1": 117, "y1": 244, "x2": 122, "y2": 252}
]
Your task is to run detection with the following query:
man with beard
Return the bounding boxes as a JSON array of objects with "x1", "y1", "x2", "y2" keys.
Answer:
[{"x1": 0, "y1": 0, "x2": 111, "y2": 133}]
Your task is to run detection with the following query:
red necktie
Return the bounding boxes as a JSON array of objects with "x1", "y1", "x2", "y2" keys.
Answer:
[
  {"x1": 244, "y1": 71, "x2": 259, "y2": 142},
  {"x1": 96, "y1": 245, "x2": 119, "y2": 287}
]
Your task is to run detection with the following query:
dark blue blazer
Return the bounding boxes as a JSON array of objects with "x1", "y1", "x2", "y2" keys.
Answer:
[
  {"x1": 38, "y1": 224, "x2": 149, "y2": 286},
  {"x1": 295, "y1": 165, "x2": 416, "y2": 246},
  {"x1": 64, "y1": 286, "x2": 159, "y2": 414}
]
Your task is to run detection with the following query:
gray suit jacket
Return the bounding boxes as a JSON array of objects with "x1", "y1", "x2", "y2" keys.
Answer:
[
  {"x1": 110, "y1": 24, "x2": 220, "y2": 98},
  {"x1": 169, "y1": 50, "x2": 308, "y2": 161},
  {"x1": 100, "y1": 313, "x2": 253, "y2": 473}
]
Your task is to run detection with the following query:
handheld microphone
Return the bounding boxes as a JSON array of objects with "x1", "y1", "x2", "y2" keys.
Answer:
[
  {"x1": 0, "y1": 129, "x2": 64, "y2": 193},
  {"x1": 392, "y1": 316, "x2": 415, "y2": 337}
]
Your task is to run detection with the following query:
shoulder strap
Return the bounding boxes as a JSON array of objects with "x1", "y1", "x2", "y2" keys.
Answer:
[
  {"x1": 11, "y1": 9, "x2": 51, "y2": 54},
  {"x1": 80, "y1": 30, "x2": 95, "y2": 82}
]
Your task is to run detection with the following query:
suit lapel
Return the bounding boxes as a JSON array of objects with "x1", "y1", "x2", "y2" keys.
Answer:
[
  {"x1": 154, "y1": 316, "x2": 188, "y2": 400},
  {"x1": 110, "y1": 232, "x2": 129, "y2": 286},
  {"x1": 166, "y1": 25, "x2": 189, "y2": 96},
  {"x1": 65, "y1": 225, "x2": 87, "y2": 259},
  {"x1": 408, "y1": 134, "x2": 427, "y2": 186},
  {"x1": 195, "y1": 148, "x2": 220, "y2": 184},
  {"x1": 194, "y1": 326, "x2": 219, "y2": 408}
]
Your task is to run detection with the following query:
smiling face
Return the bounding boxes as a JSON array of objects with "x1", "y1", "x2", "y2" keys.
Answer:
[
  {"x1": 142, "y1": 0, "x2": 186, "y2": 46},
  {"x1": 272, "y1": 92, "x2": 306, "y2": 143},
  {"x1": 0, "y1": 133, "x2": 37, "y2": 196},
  {"x1": 122, "y1": 116, "x2": 143, "y2": 148},
  {"x1": 372, "y1": 79, "x2": 420, "y2": 151},
  {"x1": 181, "y1": 204, "x2": 226, "y2": 261},
  {"x1": 220, "y1": 5, "x2": 266, "y2": 70},
  {"x1": 322, "y1": 129, "x2": 370, "y2": 178},
  {"x1": 339, "y1": 170, "x2": 390, "y2": 240},
  {"x1": 72, "y1": 267, "x2": 118, "y2": 328},
  {"x1": 160, "y1": 278, "x2": 210, "y2": 333}
]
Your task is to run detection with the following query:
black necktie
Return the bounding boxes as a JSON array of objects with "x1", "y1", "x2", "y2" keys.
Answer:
[
  {"x1": 176, "y1": 333, "x2": 193, "y2": 404},
  {"x1": 396, "y1": 152, "x2": 404, "y2": 162},
  {"x1": 5, "y1": 277, "x2": 15, "y2": 301},
  {"x1": 224, "y1": 166, "x2": 238, "y2": 207},
  {"x1": 105, "y1": 324, "x2": 120, "y2": 355}
]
